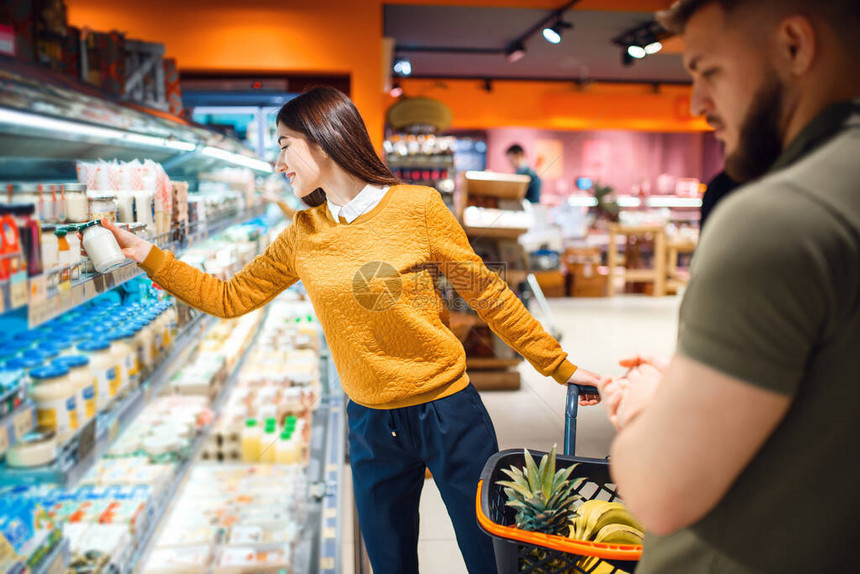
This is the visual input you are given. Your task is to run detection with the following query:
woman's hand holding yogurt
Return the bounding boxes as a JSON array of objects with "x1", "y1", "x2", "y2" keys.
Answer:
[{"x1": 98, "y1": 218, "x2": 154, "y2": 263}]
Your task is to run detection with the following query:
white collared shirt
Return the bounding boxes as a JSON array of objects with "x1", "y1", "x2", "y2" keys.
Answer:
[{"x1": 328, "y1": 184, "x2": 390, "y2": 224}]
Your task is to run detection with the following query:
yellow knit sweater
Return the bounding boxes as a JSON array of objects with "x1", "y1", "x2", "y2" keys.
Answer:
[{"x1": 140, "y1": 184, "x2": 577, "y2": 409}]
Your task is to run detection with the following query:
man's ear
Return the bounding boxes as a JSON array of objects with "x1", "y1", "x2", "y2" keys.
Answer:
[{"x1": 775, "y1": 15, "x2": 816, "y2": 77}]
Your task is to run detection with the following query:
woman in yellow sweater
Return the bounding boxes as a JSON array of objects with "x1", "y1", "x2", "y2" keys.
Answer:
[{"x1": 101, "y1": 87, "x2": 601, "y2": 574}]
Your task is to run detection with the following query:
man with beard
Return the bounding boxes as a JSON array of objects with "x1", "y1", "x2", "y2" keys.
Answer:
[{"x1": 592, "y1": 0, "x2": 860, "y2": 572}]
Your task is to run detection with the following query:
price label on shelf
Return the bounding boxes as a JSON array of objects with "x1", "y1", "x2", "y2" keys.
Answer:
[
  {"x1": 319, "y1": 558, "x2": 335, "y2": 571},
  {"x1": 9, "y1": 272, "x2": 28, "y2": 309},
  {"x1": 0, "y1": 427, "x2": 8, "y2": 455},
  {"x1": 29, "y1": 296, "x2": 58, "y2": 328},
  {"x1": 71, "y1": 284, "x2": 84, "y2": 306},
  {"x1": 13, "y1": 408, "x2": 33, "y2": 440},
  {"x1": 108, "y1": 418, "x2": 119, "y2": 443},
  {"x1": 57, "y1": 281, "x2": 72, "y2": 313},
  {"x1": 29, "y1": 274, "x2": 47, "y2": 303},
  {"x1": 83, "y1": 280, "x2": 97, "y2": 301},
  {"x1": 92, "y1": 274, "x2": 107, "y2": 294},
  {"x1": 77, "y1": 418, "x2": 97, "y2": 461}
]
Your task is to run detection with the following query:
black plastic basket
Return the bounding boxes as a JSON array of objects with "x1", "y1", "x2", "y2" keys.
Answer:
[{"x1": 477, "y1": 449, "x2": 641, "y2": 574}]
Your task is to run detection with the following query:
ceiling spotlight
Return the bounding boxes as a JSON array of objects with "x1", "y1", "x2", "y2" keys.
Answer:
[
  {"x1": 505, "y1": 42, "x2": 526, "y2": 63},
  {"x1": 542, "y1": 20, "x2": 572, "y2": 45},
  {"x1": 393, "y1": 57, "x2": 412, "y2": 77},
  {"x1": 627, "y1": 45, "x2": 647, "y2": 59},
  {"x1": 390, "y1": 81, "x2": 403, "y2": 98},
  {"x1": 645, "y1": 41, "x2": 663, "y2": 55},
  {"x1": 543, "y1": 25, "x2": 561, "y2": 44}
]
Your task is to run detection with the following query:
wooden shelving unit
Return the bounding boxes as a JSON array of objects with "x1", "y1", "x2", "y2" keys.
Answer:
[{"x1": 454, "y1": 172, "x2": 532, "y2": 391}]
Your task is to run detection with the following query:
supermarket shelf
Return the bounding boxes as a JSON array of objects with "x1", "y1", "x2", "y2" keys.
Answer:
[
  {"x1": 466, "y1": 357, "x2": 521, "y2": 369},
  {"x1": 296, "y1": 350, "x2": 345, "y2": 574},
  {"x1": 566, "y1": 196, "x2": 702, "y2": 209},
  {"x1": 4, "y1": 202, "x2": 267, "y2": 329},
  {"x1": 464, "y1": 225, "x2": 528, "y2": 240},
  {"x1": 646, "y1": 196, "x2": 702, "y2": 208},
  {"x1": 567, "y1": 196, "x2": 599, "y2": 207},
  {"x1": 0, "y1": 58, "x2": 272, "y2": 179},
  {"x1": 123, "y1": 431, "x2": 207, "y2": 574},
  {"x1": 128, "y1": 309, "x2": 266, "y2": 574},
  {"x1": 463, "y1": 171, "x2": 529, "y2": 200},
  {"x1": 0, "y1": 311, "x2": 213, "y2": 486}
]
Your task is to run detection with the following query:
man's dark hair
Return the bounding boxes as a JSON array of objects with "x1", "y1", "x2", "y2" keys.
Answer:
[
  {"x1": 506, "y1": 144, "x2": 525, "y2": 156},
  {"x1": 658, "y1": 0, "x2": 859, "y2": 40}
]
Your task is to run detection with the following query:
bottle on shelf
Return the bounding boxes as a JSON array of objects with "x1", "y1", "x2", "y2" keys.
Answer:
[
  {"x1": 77, "y1": 339, "x2": 119, "y2": 411},
  {"x1": 29, "y1": 363, "x2": 77, "y2": 443},
  {"x1": 241, "y1": 418, "x2": 261, "y2": 463},
  {"x1": 261, "y1": 417, "x2": 278, "y2": 463},
  {"x1": 53, "y1": 355, "x2": 97, "y2": 426},
  {"x1": 106, "y1": 331, "x2": 133, "y2": 395},
  {"x1": 56, "y1": 228, "x2": 72, "y2": 284},
  {"x1": 275, "y1": 429, "x2": 298, "y2": 464}
]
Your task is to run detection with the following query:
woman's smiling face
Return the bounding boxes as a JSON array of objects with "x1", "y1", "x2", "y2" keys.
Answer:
[{"x1": 275, "y1": 124, "x2": 327, "y2": 198}]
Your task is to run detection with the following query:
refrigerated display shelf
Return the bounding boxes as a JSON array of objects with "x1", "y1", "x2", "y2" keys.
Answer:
[
  {"x1": 252, "y1": 334, "x2": 343, "y2": 574},
  {"x1": 122, "y1": 429, "x2": 209, "y2": 574},
  {"x1": 566, "y1": 195, "x2": 703, "y2": 209},
  {"x1": 0, "y1": 58, "x2": 272, "y2": 178},
  {"x1": 16, "y1": 202, "x2": 268, "y2": 329},
  {"x1": 0, "y1": 310, "x2": 213, "y2": 486},
  {"x1": 128, "y1": 309, "x2": 267, "y2": 574}
]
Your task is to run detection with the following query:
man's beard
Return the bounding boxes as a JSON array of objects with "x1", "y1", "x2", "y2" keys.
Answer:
[{"x1": 724, "y1": 72, "x2": 786, "y2": 183}]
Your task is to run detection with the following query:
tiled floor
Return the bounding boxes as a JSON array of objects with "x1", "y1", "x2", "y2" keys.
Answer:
[{"x1": 339, "y1": 295, "x2": 682, "y2": 573}]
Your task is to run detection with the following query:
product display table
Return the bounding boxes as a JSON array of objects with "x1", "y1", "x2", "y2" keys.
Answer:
[{"x1": 607, "y1": 223, "x2": 667, "y2": 297}]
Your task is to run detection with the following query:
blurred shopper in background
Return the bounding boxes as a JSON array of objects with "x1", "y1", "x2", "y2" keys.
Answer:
[
  {"x1": 595, "y1": 0, "x2": 860, "y2": 572},
  {"x1": 505, "y1": 144, "x2": 542, "y2": 203}
]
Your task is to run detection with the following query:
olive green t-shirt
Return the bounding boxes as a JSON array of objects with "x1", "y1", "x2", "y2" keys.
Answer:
[{"x1": 639, "y1": 101, "x2": 860, "y2": 573}]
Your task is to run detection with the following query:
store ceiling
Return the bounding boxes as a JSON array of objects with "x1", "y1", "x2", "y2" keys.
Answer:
[{"x1": 384, "y1": 5, "x2": 690, "y2": 84}]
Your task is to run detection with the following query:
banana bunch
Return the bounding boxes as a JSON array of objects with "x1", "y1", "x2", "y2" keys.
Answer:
[{"x1": 569, "y1": 500, "x2": 645, "y2": 544}]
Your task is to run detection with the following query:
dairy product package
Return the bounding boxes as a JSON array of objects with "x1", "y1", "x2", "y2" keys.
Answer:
[
  {"x1": 214, "y1": 546, "x2": 291, "y2": 574},
  {"x1": 143, "y1": 545, "x2": 212, "y2": 574}
]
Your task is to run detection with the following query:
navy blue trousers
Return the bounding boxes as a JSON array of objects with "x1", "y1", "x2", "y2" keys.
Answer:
[{"x1": 347, "y1": 384, "x2": 500, "y2": 574}]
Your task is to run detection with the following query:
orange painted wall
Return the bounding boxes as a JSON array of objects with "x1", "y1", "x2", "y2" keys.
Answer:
[
  {"x1": 389, "y1": 78, "x2": 710, "y2": 132},
  {"x1": 66, "y1": 0, "x2": 692, "y2": 147},
  {"x1": 386, "y1": 0, "x2": 672, "y2": 11},
  {"x1": 66, "y1": 0, "x2": 386, "y2": 147}
]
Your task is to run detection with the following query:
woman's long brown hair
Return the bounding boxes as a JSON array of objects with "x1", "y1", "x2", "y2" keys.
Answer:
[{"x1": 277, "y1": 87, "x2": 401, "y2": 207}]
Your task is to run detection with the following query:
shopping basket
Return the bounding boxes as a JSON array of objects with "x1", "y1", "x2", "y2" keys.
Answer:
[{"x1": 476, "y1": 384, "x2": 643, "y2": 574}]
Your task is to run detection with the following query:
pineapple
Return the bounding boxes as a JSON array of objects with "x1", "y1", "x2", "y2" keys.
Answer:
[{"x1": 498, "y1": 444, "x2": 584, "y2": 535}]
